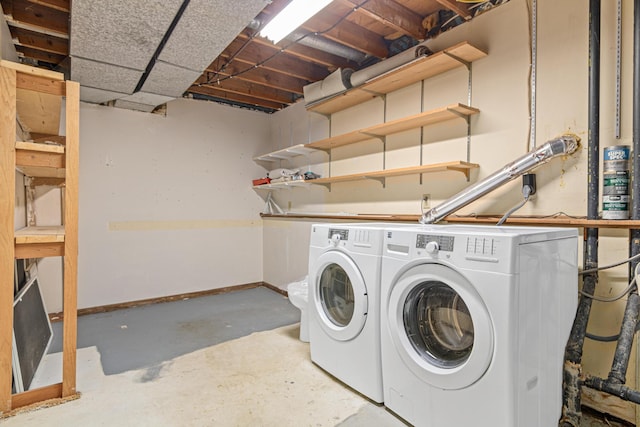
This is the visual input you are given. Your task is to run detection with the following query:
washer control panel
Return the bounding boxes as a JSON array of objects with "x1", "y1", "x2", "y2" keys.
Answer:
[
  {"x1": 416, "y1": 234, "x2": 455, "y2": 252},
  {"x1": 328, "y1": 229, "x2": 349, "y2": 241}
]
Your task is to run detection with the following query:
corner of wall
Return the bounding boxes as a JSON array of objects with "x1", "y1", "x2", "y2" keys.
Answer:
[{"x1": 0, "y1": 12, "x2": 18, "y2": 62}]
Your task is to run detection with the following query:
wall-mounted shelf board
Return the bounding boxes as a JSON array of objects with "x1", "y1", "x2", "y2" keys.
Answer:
[
  {"x1": 253, "y1": 144, "x2": 320, "y2": 162},
  {"x1": 259, "y1": 213, "x2": 640, "y2": 230},
  {"x1": 307, "y1": 103, "x2": 479, "y2": 150},
  {"x1": 310, "y1": 161, "x2": 478, "y2": 186},
  {"x1": 252, "y1": 180, "x2": 309, "y2": 190},
  {"x1": 306, "y1": 41, "x2": 487, "y2": 115}
]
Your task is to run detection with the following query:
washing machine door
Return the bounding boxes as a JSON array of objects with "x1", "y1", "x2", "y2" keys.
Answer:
[
  {"x1": 388, "y1": 263, "x2": 493, "y2": 390},
  {"x1": 311, "y1": 251, "x2": 368, "y2": 342}
]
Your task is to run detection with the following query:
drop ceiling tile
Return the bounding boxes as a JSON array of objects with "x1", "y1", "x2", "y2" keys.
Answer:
[
  {"x1": 113, "y1": 99, "x2": 158, "y2": 113},
  {"x1": 141, "y1": 61, "x2": 201, "y2": 98},
  {"x1": 158, "y1": 0, "x2": 269, "y2": 72},
  {"x1": 70, "y1": 57, "x2": 143, "y2": 94},
  {"x1": 80, "y1": 86, "x2": 127, "y2": 104},
  {"x1": 119, "y1": 92, "x2": 175, "y2": 106},
  {"x1": 70, "y1": 0, "x2": 183, "y2": 70}
]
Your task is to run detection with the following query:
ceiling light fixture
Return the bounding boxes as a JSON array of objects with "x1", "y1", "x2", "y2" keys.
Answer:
[{"x1": 260, "y1": 0, "x2": 334, "y2": 44}]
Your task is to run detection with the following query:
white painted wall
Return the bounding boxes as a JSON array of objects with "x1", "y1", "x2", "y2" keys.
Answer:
[
  {"x1": 35, "y1": 98, "x2": 270, "y2": 311},
  {"x1": 263, "y1": 0, "x2": 638, "y2": 411}
]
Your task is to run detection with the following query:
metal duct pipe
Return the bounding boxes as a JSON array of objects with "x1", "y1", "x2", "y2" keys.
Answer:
[
  {"x1": 349, "y1": 44, "x2": 431, "y2": 87},
  {"x1": 419, "y1": 134, "x2": 579, "y2": 224},
  {"x1": 247, "y1": 20, "x2": 368, "y2": 63},
  {"x1": 287, "y1": 30, "x2": 368, "y2": 63}
]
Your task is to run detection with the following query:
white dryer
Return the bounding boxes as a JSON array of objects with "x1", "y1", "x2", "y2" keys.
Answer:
[
  {"x1": 308, "y1": 223, "x2": 387, "y2": 403},
  {"x1": 380, "y1": 225, "x2": 578, "y2": 427}
]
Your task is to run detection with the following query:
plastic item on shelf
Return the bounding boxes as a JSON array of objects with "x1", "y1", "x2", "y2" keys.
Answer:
[{"x1": 252, "y1": 177, "x2": 271, "y2": 186}]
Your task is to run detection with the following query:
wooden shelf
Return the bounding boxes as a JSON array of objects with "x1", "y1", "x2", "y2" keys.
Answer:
[
  {"x1": 15, "y1": 140, "x2": 66, "y2": 178},
  {"x1": 307, "y1": 103, "x2": 479, "y2": 150},
  {"x1": 259, "y1": 213, "x2": 640, "y2": 229},
  {"x1": 253, "y1": 180, "x2": 310, "y2": 190},
  {"x1": 14, "y1": 225, "x2": 65, "y2": 244},
  {"x1": 253, "y1": 144, "x2": 321, "y2": 162},
  {"x1": 306, "y1": 41, "x2": 487, "y2": 115},
  {"x1": 309, "y1": 161, "x2": 478, "y2": 187}
]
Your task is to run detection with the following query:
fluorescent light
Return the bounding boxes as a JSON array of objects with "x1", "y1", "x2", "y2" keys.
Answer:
[{"x1": 260, "y1": 0, "x2": 334, "y2": 44}]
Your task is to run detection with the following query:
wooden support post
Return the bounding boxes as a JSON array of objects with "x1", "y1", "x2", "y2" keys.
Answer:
[
  {"x1": 0, "y1": 67, "x2": 16, "y2": 413},
  {"x1": 62, "y1": 80, "x2": 79, "y2": 397}
]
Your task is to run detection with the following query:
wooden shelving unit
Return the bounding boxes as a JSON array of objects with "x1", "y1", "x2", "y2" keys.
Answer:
[
  {"x1": 252, "y1": 41, "x2": 485, "y2": 195},
  {"x1": 0, "y1": 60, "x2": 79, "y2": 414},
  {"x1": 307, "y1": 104, "x2": 479, "y2": 150},
  {"x1": 310, "y1": 161, "x2": 478, "y2": 188},
  {"x1": 306, "y1": 41, "x2": 487, "y2": 115}
]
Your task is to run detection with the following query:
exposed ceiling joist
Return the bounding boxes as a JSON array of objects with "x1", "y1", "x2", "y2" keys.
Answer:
[{"x1": 1, "y1": 0, "x2": 507, "y2": 113}]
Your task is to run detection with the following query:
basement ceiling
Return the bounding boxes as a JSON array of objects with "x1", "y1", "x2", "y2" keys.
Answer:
[{"x1": 1, "y1": 0, "x2": 509, "y2": 113}]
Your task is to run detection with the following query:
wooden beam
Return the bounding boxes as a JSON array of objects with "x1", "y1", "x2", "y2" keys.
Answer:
[
  {"x1": 26, "y1": 0, "x2": 69, "y2": 13},
  {"x1": 196, "y1": 77, "x2": 296, "y2": 105},
  {"x1": 9, "y1": 26, "x2": 68, "y2": 55},
  {"x1": 239, "y1": 31, "x2": 358, "y2": 70},
  {"x1": 220, "y1": 38, "x2": 330, "y2": 81},
  {"x1": 15, "y1": 241, "x2": 64, "y2": 258},
  {"x1": 5, "y1": 0, "x2": 69, "y2": 35},
  {"x1": 15, "y1": 72, "x2": 65, "y2": 95},
  {"x1": 10, "y1": 383, "x2": 62, "y2": 409},
  {"x1": 434, "y1": 0, "x2": 473, "y2": 20},
  {"x1": 201, "y1": 65, "x2": 307, "y2": 95},
  {"x1": 62, "y1": 80, "x2": 78, "y2": 397},
  {"x1": 0, "y1": 63, "x2": 16, "y2": 415},
  {"x1": 16, "y1": 148, "x2": 65, "y2": 168},
  {"x1": 188, "y1": 85, "x2": 286, "y2": 111},
  {"x1": 342, "y1": 0, "x2": 425, "y2": 40},
  {"x1": 16, "y1": 45, "x2": 66, "y2": 65}
]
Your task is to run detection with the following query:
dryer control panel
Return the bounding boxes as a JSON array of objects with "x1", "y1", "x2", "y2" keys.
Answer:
[{"x1": 416, "y1": 234, "x2": 455, "y2": 252}]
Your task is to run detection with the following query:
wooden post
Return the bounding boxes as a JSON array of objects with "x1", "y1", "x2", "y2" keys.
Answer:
[
  {"x1": 0, "y1": 67, "x2": 16, "y2": 412},
  {"x1": 62, "y1": 80, "x2": 79, "y2": 397}
]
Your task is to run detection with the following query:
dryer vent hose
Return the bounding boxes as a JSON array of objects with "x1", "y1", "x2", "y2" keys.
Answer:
[{"x1": 420, "y1": 134, "x2": 580, "y2": 224}]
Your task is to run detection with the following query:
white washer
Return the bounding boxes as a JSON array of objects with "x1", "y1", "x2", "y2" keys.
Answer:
[
  {"x1": 380, "y1": 225, "x2": 578, "y2": 427},
  {"x1": 308, "y1": 223, "x2": 388, "y2": 402}
]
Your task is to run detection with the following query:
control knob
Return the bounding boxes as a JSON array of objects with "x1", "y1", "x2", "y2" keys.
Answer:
[{"x1": 425, "y1": 241, "x2": 439, "y2": 254}]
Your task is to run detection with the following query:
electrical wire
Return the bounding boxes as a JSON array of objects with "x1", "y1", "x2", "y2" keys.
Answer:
[
  {"x1": 579, "y1": 262, "x2": 640, "y2": 303},
  {"x1": 581, "y1": 252, "x2": 640, "y2": 275},
  {"x1": 497, "y1": 184, "x2": 533, "y2": 225}
]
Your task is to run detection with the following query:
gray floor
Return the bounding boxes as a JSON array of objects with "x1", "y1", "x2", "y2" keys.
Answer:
[
  {"x1": 49, "y1": 286, "x2": 300, "y2": 375},
  {"x1": 40, "y1": 286, "x2": 633, "y2": 426}
]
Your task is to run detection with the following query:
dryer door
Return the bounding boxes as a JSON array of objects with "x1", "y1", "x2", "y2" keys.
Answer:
[
  {"x1": 311, "y1": 251, "x2": 368, "y2": 342},
  {"x1": 388, "y1": 263, "x2": 493, "y2": 390}
]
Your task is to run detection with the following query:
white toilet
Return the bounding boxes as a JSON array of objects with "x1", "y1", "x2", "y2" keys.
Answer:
[{"x1": 287, "y1": 277, "x2": 309, "y2": 342}]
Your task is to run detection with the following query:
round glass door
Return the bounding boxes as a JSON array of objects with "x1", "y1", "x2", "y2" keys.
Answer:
[
  {"x1": 388, "y1": 263, "x2": 493, "y2": 390},
  {"x1": 404, "y1": 282, "x2": 474, "y2": 369},
  {"x1": 319, "y1": 263, "x2": 355, "y2": 327},
  {"x1": 311, "y1": 251, "x2": 368, "y2": 341}
]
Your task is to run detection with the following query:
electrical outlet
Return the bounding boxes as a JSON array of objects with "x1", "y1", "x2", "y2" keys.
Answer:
[{"x1": 422, "y1": 194, "x2": 431, "y2": 211}]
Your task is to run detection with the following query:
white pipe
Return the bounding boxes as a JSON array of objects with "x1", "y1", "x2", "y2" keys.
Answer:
[{"x1": 420, "y1": 134, "x2": 580, "y2": 224}]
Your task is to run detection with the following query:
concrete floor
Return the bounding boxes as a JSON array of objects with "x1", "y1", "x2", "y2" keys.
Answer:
[{"x1": 3, "y1": 286, "x2": 635, "y2": 426}]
